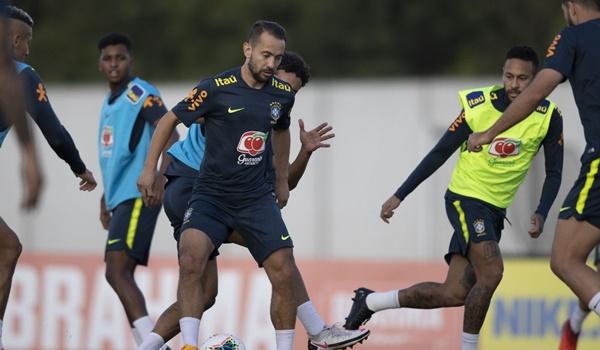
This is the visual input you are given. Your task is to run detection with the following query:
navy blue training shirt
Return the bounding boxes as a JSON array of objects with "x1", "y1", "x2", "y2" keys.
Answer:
[
  {"x1": 543, "y1": 19, "x2": 600, "y2": 161},
  {"x1": 172, "y1": 67, "x2": 295, "y2": 202}
]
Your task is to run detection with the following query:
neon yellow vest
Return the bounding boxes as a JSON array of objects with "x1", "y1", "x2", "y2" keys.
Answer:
[{"x1": 448, "y1": 85, "x2": 556, "y2": 208}]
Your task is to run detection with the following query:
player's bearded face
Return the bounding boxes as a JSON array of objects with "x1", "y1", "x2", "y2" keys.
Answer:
[
  {"x1": 246, "y1": 33, "x2": 285, "y2": 83},
  {"x1": 502, "y1": 58, "x2": 535, "y2": 102}
]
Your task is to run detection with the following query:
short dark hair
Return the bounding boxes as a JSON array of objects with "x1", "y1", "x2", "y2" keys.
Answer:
[
  {"x1": 6, "y1": 6, "x2": 34, "y2": 28},
  {"x1": 247, "y1": 20, "x2": 286, "y2": 44},
  {"x1": 98, "y1": 33, "x2": 132, "y2": 52},
  {"x1": 279, "y1": 51, "x2": 311, "y2": 87},
  {"x1": 505, "y1": 46, "x2": 539, "y2": 71}
]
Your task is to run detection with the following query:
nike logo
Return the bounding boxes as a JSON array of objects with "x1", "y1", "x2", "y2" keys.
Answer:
[
  {"x1": 228, "y1": 107, "x2": 245, "y2": 114},
  {"x1": 280, "y1": 234, "x2": 291, "y2": 241},
  {"x1": 107, "y1": 239, "x2": 121, "y2": 245},
  {"x1": 560, "y1": 207, "x2": 571, "y2": 212}
]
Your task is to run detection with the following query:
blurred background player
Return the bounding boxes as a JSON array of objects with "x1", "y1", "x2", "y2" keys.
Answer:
[
  {"x1": 345, "y1": 46, "x2": 564, "y2": 350},
  {"x1": 138, "y1": 52, "x2": 368, "y2": 350},
  {"x1": 466, "y1": 2, "x2": 600, "y2": 349},
  {"x1": 0, "y1": 6, "x2": 98, "y2": 349},
  {"x1": 96, "y1": 32, "x2": 178, "y2": 348},
  {"x1": 0, "y1": 2, "x2": 42, "y2": 349}
]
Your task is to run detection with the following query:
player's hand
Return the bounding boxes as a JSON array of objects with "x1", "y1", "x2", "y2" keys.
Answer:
[
  {"x1": 21, "y1": 145, "x2": 43, "y2": 210},
  {"x1": 299, "y1": 119, "x2": 335, "y2": 154},
  {"x1": 148, "y1": 173, "x2": 167, "y2": 207},
  {"x1": 137, "y1": 168, "x2": 157, "y2": 206},
  {"x1": 467, "y1": 131, "x2": 493, "y2": 152},
  {"x1": 99, "y1": 197, "x2": 111, "y2": 230},
  {"x1": 380, "y1": 195, "x2": 401, "y2": 224},
  {"x1": 76, "y1": 169, "x2": 97, "y2": 192},
  {"x1": 275, "y1": 180, "x2": 289, "y2": 209},
  {"x1": 528, "y1": 213, "x2": 545, "y2": 238}
]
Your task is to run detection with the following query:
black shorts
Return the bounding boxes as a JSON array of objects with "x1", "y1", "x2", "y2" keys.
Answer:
[
  {"x1": 595, "y1": 245, "x2": 600, "y2": 266},
  {"x1": 181, "y1": 193, "x2": 293, "y2": 266},
  {"x1": 105, "y1": 198, "x2": 161, "y2": 265},
  {"x1": 558, "y1": 158, "x2": 600, "y2": 229},
  {"x1": 444, "y1": 191, "x2": 505, "y2": 264}
]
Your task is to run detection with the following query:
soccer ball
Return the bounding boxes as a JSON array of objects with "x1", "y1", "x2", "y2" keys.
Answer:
[{"x1": 200, "y1": 333, "x2": 246, "y2": 350}]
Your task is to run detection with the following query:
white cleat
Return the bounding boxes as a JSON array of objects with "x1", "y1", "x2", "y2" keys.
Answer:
[{"x1": 309, "y1": 323, "x2": 370, "y2": 350}]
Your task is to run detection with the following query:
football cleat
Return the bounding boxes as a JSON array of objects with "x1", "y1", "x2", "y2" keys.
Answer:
[
  {"x1": 344, "y1": 288, "x2": 375, "y2": 330},
  {"x1": 309, "y1": 323, "x2": 370, "y2": 349},
  {"x1": 559, "y1": 319, "x2": 579, "y2": 350}
]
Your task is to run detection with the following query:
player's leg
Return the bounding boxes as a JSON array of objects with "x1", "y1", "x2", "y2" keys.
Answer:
[
  {"x1": 104, "y1": 198, "x2": 161, "y2": 345},
  {"x1": 344, "y1": 252, "x2": 475, "y2": 329},
  {"x1": 176, "y1": 196, "x2": 232, "y2": 349},
  {"x1": 0, "y1": 218, "x2": 22, "y2": 349},
  {"x1": 559, "y1": 244, "x2": 600, "y2": 350},
  {"x1": 551, "y1": 218, "x2": 600, "y2": 308}
]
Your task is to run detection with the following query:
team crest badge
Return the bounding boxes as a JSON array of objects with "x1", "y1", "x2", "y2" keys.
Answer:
[
  {"x1": 270, "y1": 101, "x2": 282, "y2": 124},
  {"x1": 473, "y1": 219, "x2": 486, "y2": 235}
]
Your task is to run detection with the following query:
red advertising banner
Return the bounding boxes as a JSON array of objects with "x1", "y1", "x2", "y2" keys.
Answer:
[{"x1": 3, "y1": 254, "x2": 462, "y2": 350}]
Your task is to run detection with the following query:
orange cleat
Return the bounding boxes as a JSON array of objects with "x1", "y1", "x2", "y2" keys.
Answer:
[
  {"x1": 559, "y1": 320, "x2": 579, "y2": 350},
  {"x1": 181, "y1": 345, "x2": 198, "y2": 350}
]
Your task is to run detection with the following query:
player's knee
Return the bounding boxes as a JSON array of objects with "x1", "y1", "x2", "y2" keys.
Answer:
[
  {"x1": 444, "y1": 285, "x2": 469, "y2": 306},
  {"x1": 550, "y1": 254, "x2": 568, "y2": 280},
  {"x1": 477, "y1": 264, "x2": 503, "y2": 288},
  {"x1": 269, "y1": 260, "x2": 295, "y2": 289},
  {"x1": 178, "y1": 250, "x2": 207, "y2": 277},
  {"x1": 0, "y1": 232, "x2": 22, "y2": 264}
]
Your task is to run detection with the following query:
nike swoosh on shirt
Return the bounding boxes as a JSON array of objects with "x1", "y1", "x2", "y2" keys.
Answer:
[
  {"x1": 107, "y1": 239, "x2": 121, "y2": 245},
  {"x1": 228, "y1": 107, "x2": 245, "y2": 114},
  {"x1": 280, "y1": 234, "x2": 291, "y2": 241},
  {"x1": 560, "y1": 207, "x2": 571, "y2": 212}
]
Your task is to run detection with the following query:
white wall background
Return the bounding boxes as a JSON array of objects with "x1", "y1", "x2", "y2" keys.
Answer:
[{"x1": 0, "y1": 79, "x2": 585, "y2": 261}]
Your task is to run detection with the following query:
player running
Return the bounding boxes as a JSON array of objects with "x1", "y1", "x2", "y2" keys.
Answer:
[{"x1": 345, "y1": 46, "x2": 564, "y2": 350}]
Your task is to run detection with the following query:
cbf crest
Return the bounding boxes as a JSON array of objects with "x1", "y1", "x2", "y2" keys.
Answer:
[
  {"x1": 270, "y1": 101, "x2": 282, "y2": 125},
  {"x1": 473, "y1": 219, "x2": 486, "y2": 236}
]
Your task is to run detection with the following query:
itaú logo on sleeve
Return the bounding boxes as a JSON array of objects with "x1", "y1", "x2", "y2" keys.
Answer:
[{"x1": 489, "y1": 138, "x2": 521, "y2": 158}]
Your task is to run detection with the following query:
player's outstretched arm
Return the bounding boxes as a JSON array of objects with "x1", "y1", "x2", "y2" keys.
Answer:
[
  {"x1": 468, "y1": 69, "x2": 563, "y2": 151},
  {"x1": 288, "y1": 119, "x2": 334, "y2": 190},
  {"x1": 137, "y1": 111, "x2": 179, "y2": 206},
  {"x1": 381, "y1": 111, "x2": 471, "y2": 223},
  {"x1": 273, "y1": 128, "x2": 291, "y2": 208}
]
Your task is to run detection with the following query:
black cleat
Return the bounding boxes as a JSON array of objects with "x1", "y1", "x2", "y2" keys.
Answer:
[
  {"x1": 344, "y1": 287, "x2": 375, "y2": 330},
  {"x1": 308, "y1": 339, "x2": 318, "y2": 349}
]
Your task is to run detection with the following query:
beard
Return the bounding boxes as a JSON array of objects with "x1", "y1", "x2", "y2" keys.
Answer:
[{"x1": 248, "y1": 59, "x2": 272, "y2": 83}]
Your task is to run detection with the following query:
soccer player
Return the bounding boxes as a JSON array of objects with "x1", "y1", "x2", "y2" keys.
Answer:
[
  {"x1": 137, "y1": 20, "x2": 342, "y2": 350},
  {"x1": 466, "y1": 2, "x2": 600, "y2": 349},
  {"x1": 344, "y1": 46, "x2": 564, "y2": 350},
  {"x1": 0, "y1": 4, "x2": 43, "y2": 350},
  {"x1": 138, "y1": 52, "x2": 368, "y2": 350},
  {"x1": 96, "y1": 33, "x2": 178, "y2": 347}
]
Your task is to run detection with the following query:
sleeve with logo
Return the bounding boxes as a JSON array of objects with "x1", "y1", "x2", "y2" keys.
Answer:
[
  {"x1": 543, "y1": 28, "x2": 576, "y2": 80},
  {"x1": 535, "y1": 110, "x2": 564, "y2": 218},
  {"x1": 171, "y1": 79, "x2": 214, "y2": 127},
  {"x1": 139, "y1": 95, "x2": 168, "y2": 126},
  {"x1": 395, "y1": 110, "x2": 472, "y2": 200},
  {"x1": 273, "y1": 94, "x2": 294, "y2": 131},
  {"x1": 21, "y1": 67, "x2": 86, "y2": 174}
]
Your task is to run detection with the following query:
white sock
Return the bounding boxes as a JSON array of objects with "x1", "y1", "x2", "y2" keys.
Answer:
[
  {"x1": 132, "y1": 327, "x2": 143, "y2": 346},
  {"x1": 180, "y1": 317, "x2": 200, "y2": 346},
  {"x1": 275, "y1": 330, "x2": 295, "y2": 350},
  {"x1": 297, "y1": 301, "x2": 327, "y2": 336},
  {"x1": 138, "y1": 332, "x2": 165, "y2": 350},
  {"x1": 133, "y1": 316, "x2": 155, "y2": 343},
  {"x1": 588, "y1": 292, "x2": 600, "y2": 316},
  {"x1": 461, "y1": 332, "x2": 479, "y2": 350},
  {"x1": 365, "y1": 290, "x2": 400, "y2": 312},
  {"x1": 569, "y1": 303, "x2": 590, "y2": 334}
]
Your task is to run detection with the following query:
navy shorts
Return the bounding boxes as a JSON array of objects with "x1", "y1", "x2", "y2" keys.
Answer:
[
  {"x1": 105, "y1": 198, "x2": 161, "y2": 266},
  {"x1": 181, "y1": 193, "x2": 293, "y2": 266},
  {"x1": 559, "y1": 158, "x2": 600, "y2": 230},
  {"x1": 595, "y1": 245, "x2": 600, "y2": 266},
  {"x1": 444, "y1": 191, "x2": 505, "y2": 264}
]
